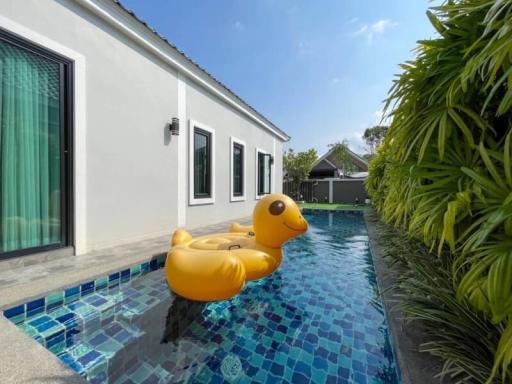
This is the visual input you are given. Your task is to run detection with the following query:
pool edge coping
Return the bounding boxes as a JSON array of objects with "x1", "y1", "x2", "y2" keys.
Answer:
[
  {"x1": 0, "y1": 251, "x2": 167, "y2": 310},
  {"x1": 0, "y1": 253, "x2": 164, "y2": 384},
  {"x1": 363, "y1": 209, "x2": 451, "y2": 384},
  {"x1": 0, "y1": 315, "x2": 88, "y2": 384}
]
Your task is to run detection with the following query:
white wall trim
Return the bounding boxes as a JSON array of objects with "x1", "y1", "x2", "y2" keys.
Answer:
[
  {"x1": 230, "y1": 137, "x2": 246, "y2": 202},
  {"x1": 76, "y1": 0, "x2": 289, "y2": 142},
  {"x1": 0, "y1": 16, "x2": 88, "y2": 255},
  {"x1": 189, "y1": 120, "x2": 215, "y2": 206},
  {"x1": 272, "y1": 138, "x2": 276, "y2": 193},
  {"x1": 177, "y1": 73, "x2": 187, "y2": 225},
  {"x1": 255, "y1": 147, "x2": 271, "y2": 200}
]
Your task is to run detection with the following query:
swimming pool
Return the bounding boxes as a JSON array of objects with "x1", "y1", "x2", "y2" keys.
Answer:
[{"x1": 4, "y1": 210, "x2": 400, "y2": 383}]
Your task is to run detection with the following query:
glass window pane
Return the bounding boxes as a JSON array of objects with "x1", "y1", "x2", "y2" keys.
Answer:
[
  {"x1": 264, "y1": 155, "x2": 271, "y2": 193},
  {"x1": 258, "y1": 152, "x2": 271, "y2": 195},
  {"x1": 194, "y1": 130, "x2": 210, "y2": 197},
  {"x1": 233, "y1": 144, "x2": 243, "y2": 196},
  {"x1": 0, "y1": 40, "x2": 63, "y2": 253}
]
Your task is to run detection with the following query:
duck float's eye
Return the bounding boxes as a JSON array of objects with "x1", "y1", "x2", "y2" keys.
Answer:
[{"x1": 269, "y1": 200, "x2": 286, "y2": 216}]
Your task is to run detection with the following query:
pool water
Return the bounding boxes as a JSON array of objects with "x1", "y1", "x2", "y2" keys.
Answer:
[{"x1": 4, "y1": 210, "x2": 400, "y2": 383}]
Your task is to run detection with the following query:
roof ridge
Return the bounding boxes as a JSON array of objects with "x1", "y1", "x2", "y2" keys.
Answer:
[
  {"x1": 110, "y1": 0, "x2": 289, "y2": 140},
  {"x1": 313, "y1": 146, "x2": 368, "y2": 167}
]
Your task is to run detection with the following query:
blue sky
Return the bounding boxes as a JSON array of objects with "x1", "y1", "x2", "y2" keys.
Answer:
[{"x1": 121, "y1": 0, "x2": 438, "y2": 155}]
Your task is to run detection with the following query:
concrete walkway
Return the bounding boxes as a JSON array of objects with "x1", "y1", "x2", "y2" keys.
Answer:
[{"x1": 0, "y1": 217, "x2": 250, "y2": 384}]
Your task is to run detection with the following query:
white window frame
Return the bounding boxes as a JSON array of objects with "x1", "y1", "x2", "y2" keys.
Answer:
[
  {"x1": 230, "y1": 137, "x2": 246, "y2": 202},
  {"x1": 255, "y1": 147, "x2": 272, "y2": 199},
  {"x1": 189, "y1": 119, "x2": 215, "y2": 205}
]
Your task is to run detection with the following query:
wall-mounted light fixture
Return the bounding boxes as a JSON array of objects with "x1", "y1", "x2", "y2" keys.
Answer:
[{"x1": 169, "y1": 117, "x2": 180, "y2": 135}]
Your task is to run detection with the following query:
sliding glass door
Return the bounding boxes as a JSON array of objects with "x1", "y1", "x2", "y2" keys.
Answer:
[{"x1": 0, "y1": 30, "x2": 72, "y2": 258}]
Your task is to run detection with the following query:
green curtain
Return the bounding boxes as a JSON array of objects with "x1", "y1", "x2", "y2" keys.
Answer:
[{"x1": 0, "y1": 40, "x2": 62, "y2": 253}]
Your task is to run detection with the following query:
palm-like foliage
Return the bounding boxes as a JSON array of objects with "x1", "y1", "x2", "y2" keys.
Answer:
[
  {"x1": 375, "y1": 218, "x2": 504, "y2": 383},
  {"x1": 367, "y1": 0, "x2": 512, "y2": 381}
]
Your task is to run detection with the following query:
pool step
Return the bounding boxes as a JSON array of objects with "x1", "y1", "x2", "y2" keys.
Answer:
[
  {"x1": 56, "y1": 294, "x2": 173, "y2": 382},
  {"x1": 21, "y1": 272, "x2": 171, "y2": 355}
]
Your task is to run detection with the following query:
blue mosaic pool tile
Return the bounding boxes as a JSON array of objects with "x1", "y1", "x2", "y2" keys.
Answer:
[
  {"x1": 46, "y1": 329, "x2": 66, "y2": 354},
  {"x1": 65, "y1": 286, "x2": 80, "y2": 304},
  {"x1": 130, "y1": 264, "x2": 141, "y2": 278},
  {"x1": 80, "y1": 281, "x2": 95, "y2": 297},
  {"x1": 26, "y1": 298, "x2": 45, "y2": 318},
  {"x1": 58, "y1": 351, "x2": 83, "y2": 373},
  {"x1": 28, "y1": 315, "x2": 52, "y2": 330},
  {"x1": 95, "y1": 277, "x2": 108, "y2": 292},
  {"x1": 46, "y1": 292, "x2": 64, "y2": 312},
  {"x1": 55, "y1": 311, "x2": 78, "y2": 329},
  {"x1": 121, "y1": 269, "x2": 131, "y2": 283},
  {"x1": 157, "y1": 254, "x2": 166, "y2": 267},
  {"x1": 141, "y1": 261, "x2": 150, "y2": 274},
  {"x1": 109, "y1": 272, "x2": 120, "y2": 288},
  {"x1": 19, "y1": 323, "x2": 38, "y2": 338},
  {"x1": 4, "y1": 304, "x2": 25, "y2": 324},
  {"x1": 39, "y1": 319, "x2": 64, "y2": 339}
]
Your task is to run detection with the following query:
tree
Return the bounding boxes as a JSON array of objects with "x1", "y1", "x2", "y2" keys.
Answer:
[
  {"x1": 283, "y1": 148, "x2": 317, "y2": 199},
  {"x1": 328, "y1": 139, "x2": 353, "y2": 178},
  {"x1": 362, "y1": 125, "x2": 388, "y2": 158}
]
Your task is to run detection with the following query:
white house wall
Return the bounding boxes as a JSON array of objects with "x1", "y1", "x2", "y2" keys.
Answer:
[
  {"x1": 185, "y1": 80, "x2": 280, "y2": 228},
  {"x1": 0, "y1": 0, "x2": 286, "y2": 253}
]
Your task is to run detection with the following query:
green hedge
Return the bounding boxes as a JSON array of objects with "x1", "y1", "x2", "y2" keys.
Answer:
[{"x1": 366, "y1": 1, "x2": 512, "y2": 382}]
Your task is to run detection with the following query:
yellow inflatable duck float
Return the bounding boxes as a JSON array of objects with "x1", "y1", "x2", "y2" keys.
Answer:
[{"x1": 165, "y1": 194, "x2": 308, "y2": 301}]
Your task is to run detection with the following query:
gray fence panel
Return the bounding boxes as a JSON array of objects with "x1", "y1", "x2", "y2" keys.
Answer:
[
  {"x1": 284, "y1": 179, "x2": 367, "y2": 203},
  {"x1": 332, "y1": 180, "x2": 367, "y2": 204},
  {"x1": 314, "y1": 181, "x2": 330, "y2": 203},
  {"x1": 283, "y1": 181, "x2": 314, "y2": 201}
]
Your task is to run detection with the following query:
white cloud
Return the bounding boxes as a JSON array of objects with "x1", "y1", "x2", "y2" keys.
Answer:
[
  {"x1": 234, "y1": 21, "x2": 244, "y2": 30},
  {"x1": 347, "y1": 17, "x2": 359, "y2": 24},
  {"x1": 331, "y1": 77, "x2": 340, "y2": 85},
  {"x1": 354, "y1": 19, "x2": 398, "y2": 43}
]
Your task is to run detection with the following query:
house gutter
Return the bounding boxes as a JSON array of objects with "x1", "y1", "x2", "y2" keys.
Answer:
[{"x1": 75, "y1": 0, "x2": 290, "y2": 142}]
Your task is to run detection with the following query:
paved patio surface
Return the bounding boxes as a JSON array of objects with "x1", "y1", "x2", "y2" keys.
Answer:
[
  {"x1": 0, "y1": 217, "x2": 251, "y2": 384},
  {"x1": 0, "y1": 218, "x2": 251, "y2": 309}
]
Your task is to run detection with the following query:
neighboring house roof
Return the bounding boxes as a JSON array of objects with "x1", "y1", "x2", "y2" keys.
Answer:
[
  {"x1": 77, "y1": 0, "x2": 290, "y2": 141},
  {"x1": 346, "y1": 171, "x2": 368, "y2": 179},
  {"x1": 311, "y1": 147, "x2": 369, "y2": 172},
  {"x1": 312, "y1": 158, "x2": 338, "y2": 172}
]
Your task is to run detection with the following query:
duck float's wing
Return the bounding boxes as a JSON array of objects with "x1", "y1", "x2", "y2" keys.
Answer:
[
  {"x1": 231, "y1": 248, "x2": 278, "y2": 280},
  {"x1": 229, "y1": 223, "x2": 254, "y2": 233},
  {"x1": 165, "y1": 248, "x2": 246, "y2": 301}
]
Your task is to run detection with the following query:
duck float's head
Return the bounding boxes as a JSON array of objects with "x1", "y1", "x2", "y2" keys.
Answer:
[{"x1": 253, "y1": 193, "x2": 308, "y2": 248}]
